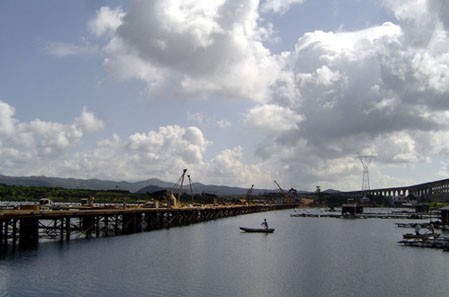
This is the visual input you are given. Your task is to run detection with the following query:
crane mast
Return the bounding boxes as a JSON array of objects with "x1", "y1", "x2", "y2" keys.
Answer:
[
  {"x1": 188, "y1": 175, "x2": 194, "y2": 203},
  {"x1": 168, "y1": 168, "x2": 187, "y2": 208},
  {"x1": 246, "y1": 184, "x2": 254, "y2": 204}
]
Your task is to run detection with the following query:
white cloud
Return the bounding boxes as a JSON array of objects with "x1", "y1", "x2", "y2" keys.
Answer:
[
  {"x1": 0, "y1": 101, "x2": 16, "y2": 136},
  {"x1": 75, "y1": 107, "x2": 105, "y2": 132},
  {"x1": 0, "y1": 101, "x2": 104, "y2": 172},
  {"x1": 260, "y1": 0, "x2": 305, "y2": 15},
  {"x1": 45, "y1": 41, "x2": 98, "y2": 57},
  {"x1": 0, "y1": 102, "x2": 268, "y2": 186},
  {"x1": 99, "y1": 0, "x2": 282, "y2": 101},
  {"x1": 383, "y1": 0, "x2": 448, "y2": 47},
  {"x1": 88, "y1": 6, "x2": 125, "y2": 37},
  {"x1": 125, "y1": 125, "x2": 210, "y2": 169},
  {"x1": 217, "y1": 119, "x2": 231, "y2": 128},
  {"x1": 63, "y1": 125, "x2": 215, "y2": 182},
  {"x1": 204, "y1": 146, "x2": 272, "y2": 187},
  {"x1": 242, "y1": 1, "x2": 449, "y2": 190},
  {"x1": 245, "y1": 104, "x2": 304, "y2": 131},
  {"x1": 7, "y1": 0, "x2": 449, "y2": 191}
]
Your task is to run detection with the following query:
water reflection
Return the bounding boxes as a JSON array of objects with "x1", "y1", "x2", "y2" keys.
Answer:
[{"x1": 0, "y1": 209, "x2": 448, "y2": 297}]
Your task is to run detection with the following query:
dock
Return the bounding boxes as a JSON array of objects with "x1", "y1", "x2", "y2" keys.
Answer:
[
  {"x1": 398, "y1": 237, "x2": 449, "y2": 251},
  {"x1": 0, "y1": 203, "x2": 294, "y2": 250},
  {"x1": 290, "y1": 212, "x2": 428, "y2": 220}
]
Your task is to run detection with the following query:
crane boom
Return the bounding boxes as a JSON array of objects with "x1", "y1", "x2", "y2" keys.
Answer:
[{"x1": 274, "y1": 180, "x2": 289, "y2": 203}]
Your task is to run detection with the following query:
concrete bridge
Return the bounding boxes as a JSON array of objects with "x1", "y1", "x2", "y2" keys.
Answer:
[{"x1": 343, "y1": 177, "x2": 449, "y2": 202}]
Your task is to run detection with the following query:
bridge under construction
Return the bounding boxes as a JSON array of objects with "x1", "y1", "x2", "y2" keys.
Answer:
[{"x1": 0, "y1": 203, "x2": 295, "y2": 251}]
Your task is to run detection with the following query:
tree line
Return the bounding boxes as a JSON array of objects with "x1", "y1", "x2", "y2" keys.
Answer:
[{"x1": 0, "y1": 183, "x2": 152, "y2": 204}]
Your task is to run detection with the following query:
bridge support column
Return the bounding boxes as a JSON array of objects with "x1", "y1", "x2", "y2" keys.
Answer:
[
  {"x1": 65, "y1": 217, "x2": 71, "y2": 242},
  {"x1": 123, "y1": 213, "x2": 142, "y2": 234},
  {"x1": 82, "y1": 216, "x2": 95, "y2": 238},
  {"x1": 19, "y1": 218, "x2": 39, "y2": 247}
]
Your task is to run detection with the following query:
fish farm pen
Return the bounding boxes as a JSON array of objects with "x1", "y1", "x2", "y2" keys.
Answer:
[{"x1": 0, "y1": 203, "x2": 295, "y2": 250}]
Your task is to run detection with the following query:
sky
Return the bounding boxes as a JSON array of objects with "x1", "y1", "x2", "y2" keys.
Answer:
[{"x1": 1, "y1": 0, "x2": 449, "y2": 192}]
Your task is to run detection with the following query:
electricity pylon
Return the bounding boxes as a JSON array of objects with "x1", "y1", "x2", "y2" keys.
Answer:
[{"x1": 357, "y1": 154, "x2": 376, "y2": 191}]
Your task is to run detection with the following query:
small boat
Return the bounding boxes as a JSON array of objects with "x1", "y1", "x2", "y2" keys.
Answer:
[
  {"x1": 402, "y1": 233, "x2": 440, "y2": 240},
  {"x1": 239, "y1": 227, "x2": 275, "y2": 233}
]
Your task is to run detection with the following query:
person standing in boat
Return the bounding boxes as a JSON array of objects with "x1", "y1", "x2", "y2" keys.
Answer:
[
  {"x1": 261, "y1": 218, "x2": 268, "y2": 230},
  {"x1": 428, "y1": 223, "x2": 435, "y2": 234},
  {"x1": 415, "y1": 224, "x2": 420, "y2": 235}
]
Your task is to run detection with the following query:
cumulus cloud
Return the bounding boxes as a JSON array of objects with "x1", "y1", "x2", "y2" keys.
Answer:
[
  {"x1": 96, "y1": 0, "x2": 282, "y2": 101},
  {"x1": 75, "y1": 107, "x2": 105, "y2": 132},
  {"x1": 204, "y1": 146, "x2": 273, "y2": 187},
  {"x1": 61, "y1": 1, "x2": 449, "y2": 189},
  {"x1": 0, "y1": 101, "x2": 104, "y2": 173},
  {"x1": 245, "y1": 104, "x2": 304, "y2": 131},
  {"x1": 260, "y1": 0, "x2": 305, "y2": 15},
  {"x1": 63, "y1": 125, "x2": 215, "y2": 182},
  {"x1": 21, "y1": 0, "x2": 449, "y2": 190},
  {"x1": 127, "y1": 125, "x2": 209, "y2": 163},
  {"x1": 247, "y1": 0, "x2": 449, "y2": 189},
  {"x1": 0, "y1": 100, "x2": 258, "y2": 186},
  {"x1": 0, "y1": 101, "x2": 16, "y2": 135},
  {"x1": 383, "y1": 0, "x2": 449, "y2": 47}
]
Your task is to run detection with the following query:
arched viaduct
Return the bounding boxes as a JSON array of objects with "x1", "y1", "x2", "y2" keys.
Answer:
[{"x1": 343, "y1": 178, "x2": 449, "y2": 202}]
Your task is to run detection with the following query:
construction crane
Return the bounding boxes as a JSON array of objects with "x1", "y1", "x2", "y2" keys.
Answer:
[
  {"x1": 169, "y1": 169, "x2": 187, "y2": 208},
  {"x1": 246, "y1": 184, "x2": 254, "y2": 204},
  {"x1": 188, "y1": 175, "x2": 194, "y2": 203},
  {"x1": 274, "y1": 180, "x2": 290, "y2": 204},
  {"x1": 187, "y1": 174, "x2": 203, "y2": 204}
]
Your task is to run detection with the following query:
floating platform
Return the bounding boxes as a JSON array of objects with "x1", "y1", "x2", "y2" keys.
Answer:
[
  {"x1": 398, "y1": 236, "x2": 449, "y2": 251},
  {"x1": 290, "y1": 212, "x2": 428, "y2": 220}
]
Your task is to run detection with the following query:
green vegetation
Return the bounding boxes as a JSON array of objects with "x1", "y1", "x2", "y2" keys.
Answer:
[
  {"x1": 428, "y1": 202, "x2": 449, "y2": 209},
  {"x1": 0, "y1": 183, "x2": 152, "y2": 204},
  {"x1": 0, "y1": 183, "x2": 282, "y2": 205}
]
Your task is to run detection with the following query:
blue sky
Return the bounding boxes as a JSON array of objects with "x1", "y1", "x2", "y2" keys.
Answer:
[{"x1": 1, "y1": 0, "x2": 449, "y2": 191}]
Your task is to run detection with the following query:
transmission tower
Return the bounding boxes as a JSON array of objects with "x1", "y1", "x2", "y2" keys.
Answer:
[{"x1": 357, "y1": 154, "x2": 376, "y2": 191}]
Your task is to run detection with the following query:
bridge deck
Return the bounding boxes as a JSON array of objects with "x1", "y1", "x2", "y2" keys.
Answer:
[{"x1": 0, "y1": 204, "x2": 296, "y2": 250}]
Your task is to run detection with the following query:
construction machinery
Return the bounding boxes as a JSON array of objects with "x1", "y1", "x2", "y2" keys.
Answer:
[
  {"x1": 169, "y1": 169, "x2": 188, "y2": 207},
  {"x1": 246, "y1": 184, "x2": 254, "y2": 204},
  {"x1": 274, "y1": 180, "x2": 290, "y2": 204}
]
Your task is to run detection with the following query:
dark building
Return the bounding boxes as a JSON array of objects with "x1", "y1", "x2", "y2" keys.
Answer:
[{"x1": 341, "y1": 204, "x2": 363, "y2": 215}]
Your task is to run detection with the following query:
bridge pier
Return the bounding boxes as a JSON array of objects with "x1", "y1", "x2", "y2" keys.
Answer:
[
  {"x1": 123, "y1": 213, "x2": 143, "y2": 234},
  {"x1": 19, "y1": 218, "x2": 39, "y2": 247}
]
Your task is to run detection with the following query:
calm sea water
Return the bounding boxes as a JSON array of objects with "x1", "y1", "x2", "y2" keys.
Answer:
[{"x1": 0, "y1": 208, "x2": 448, "y2": 297}]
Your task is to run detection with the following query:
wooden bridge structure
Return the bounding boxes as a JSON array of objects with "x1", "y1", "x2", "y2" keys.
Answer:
[{"x1": 0, "y1": 204, "x2": 295, "y2": 250}]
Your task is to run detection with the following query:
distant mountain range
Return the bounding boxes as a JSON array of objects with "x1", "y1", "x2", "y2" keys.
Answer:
[{"x1": 0, "y1": 174, "x2": 297, "y2": 196}]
